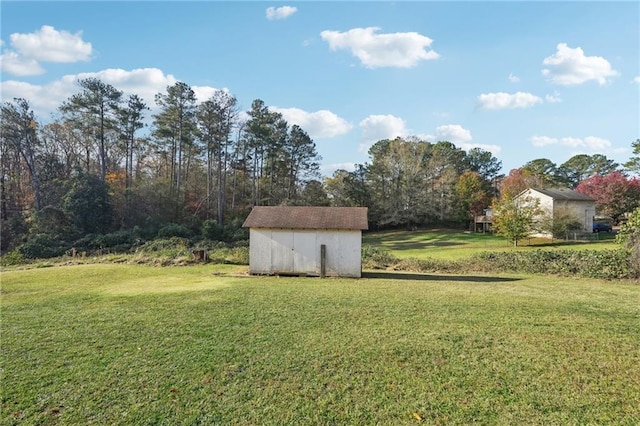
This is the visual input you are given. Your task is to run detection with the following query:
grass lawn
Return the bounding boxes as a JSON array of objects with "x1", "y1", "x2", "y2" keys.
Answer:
[
  {"x1": 2, "y1": 264, "x2": 639, "y2": 425},
  {"x1": 363, "y1": 228, "x2": 619, "y2": 260}
]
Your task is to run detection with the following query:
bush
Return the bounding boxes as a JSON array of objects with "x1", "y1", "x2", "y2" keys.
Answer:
[
  {"x1": 136, "y1": 237, "x2": 190, "y2": 254},
  {"x1": 470, "y1": 249, "x2": 631, "y2": 279},
  {"x1": 1, "y1": 213, "x2": 29, "y2": 253},
  {"x1": 392, "y1": 257, "x2": 463, "y2": 274},
  {"x1": 157, "y1": 223, "x2": 192, "y2": 239},
  {"x1": 202, "y1": 219, "x2": 224, "y2": 241},
  {"x1": 71, "y1": 229, "x2": 142, "y2": 254},
  {"x1": 0, "y1": 249, "x2": 26, "y2": 266},
  {"x1": 361, "y1": 244, "x2": 632, "y2": 280},
  {"x1": 361, "y1": 245, "x2": 398, "y2": 269},
  {"x1": 19, "y1": 233, "x2": 68, "y2": 259}
]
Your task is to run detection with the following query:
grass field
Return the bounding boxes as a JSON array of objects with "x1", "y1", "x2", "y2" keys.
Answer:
[
  {"x1": 2, "y1": 264, "x2": 639, "y2": 425},
  {"x1": 363, "y1": 228, "x2": 619, "y2": 260}
]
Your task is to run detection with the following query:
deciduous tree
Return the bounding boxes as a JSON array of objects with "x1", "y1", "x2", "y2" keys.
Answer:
[
  {"x1": 576, "y1": 171, "x2": 640, "y2": 221},
  {"x1": 499, "y1": 168, "x2": 544, "y2": 198},
  {"x1": 491, "y1": 193, "x2": 540, "y2": 246},
  {"x1": 0, "y1": 98, "x2": 42, "y2": 212},
  {"x1": 454, "y1": 171, "x2": 490, "y2": 225}
]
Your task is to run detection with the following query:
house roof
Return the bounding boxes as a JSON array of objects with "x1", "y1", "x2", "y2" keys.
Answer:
[
  {"x1": 526, "y1": 188, "x2": 595, "y2": 202},
  {"x1": 242, "y1": 206, "x2": 369, "y2": 230}
]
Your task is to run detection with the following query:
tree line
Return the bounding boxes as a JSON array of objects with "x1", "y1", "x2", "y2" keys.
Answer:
[
  {"x1": 1, "y1": 76, "x2": 639, "y2": 256},
  {"x1": 1, "y1": 78, "x2": 323, "y2": 253}
]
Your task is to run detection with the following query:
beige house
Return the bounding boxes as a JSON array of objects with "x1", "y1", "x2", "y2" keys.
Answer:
[
  {"x1": 242, "y1": 206, "x2": 369, "y2": 277},
  {"x1": 517, "y1": 188, "x2": 596, "y2": 237}
]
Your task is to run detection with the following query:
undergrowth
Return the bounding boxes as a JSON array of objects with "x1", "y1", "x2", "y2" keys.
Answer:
[{"x1": 362, "y1": 244, "x2": 634, "y2": 280}]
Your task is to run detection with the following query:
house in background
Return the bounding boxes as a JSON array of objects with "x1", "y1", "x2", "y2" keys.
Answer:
[
  {"x1": 517, "y1": 188, "x2": 596, "y2": 237},
  {"x1": 474, "y1": 208, "x2": 493, "y2": 233},
  {"x1": 242, "y1": 206, "x2": 369, "y2": 277}
]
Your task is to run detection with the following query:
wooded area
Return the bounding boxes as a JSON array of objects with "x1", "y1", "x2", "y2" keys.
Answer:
[{"x1": 1, "y1": 77, "x2": 639, "y2": 257}]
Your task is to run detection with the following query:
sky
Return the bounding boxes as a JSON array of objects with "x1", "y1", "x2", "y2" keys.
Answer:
[{"x1": 1, "y1": 1, "x2": 639, "y2": 177}]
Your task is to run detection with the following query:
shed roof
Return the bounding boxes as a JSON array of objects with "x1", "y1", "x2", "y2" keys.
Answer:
[
  {"x1": 526, "y1": 188, "x2": 595, "y2": 202},
  {"x1": 242, "y1": 206, "x2": 369, "y2": 230}
]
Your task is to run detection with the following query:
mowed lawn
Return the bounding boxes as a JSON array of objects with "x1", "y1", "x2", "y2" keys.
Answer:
[
  {"x1": 363, "y1": 228, "x2": 619, "y2": 260},
  {"x1": 2, "y1": 264, "x2": 639, "y2": 425}
]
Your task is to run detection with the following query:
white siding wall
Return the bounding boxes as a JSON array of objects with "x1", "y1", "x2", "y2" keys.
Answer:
[
  {"x1": 249, "y1": 228, "x2": 362, "y2": 277},
  {"x1": 520, "y1": 189, "x2": 596, "y2": 237},
  {"x1": 555, "y1": 200, "x2": 595, "y2": 231}
]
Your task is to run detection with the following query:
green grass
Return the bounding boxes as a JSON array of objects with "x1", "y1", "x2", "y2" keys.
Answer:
[
  {"x1": 2, "y1": 264, "x2": 639, "y2": 425},
  {"x1": 363, "y1": 228, "x2": 619, "y2": 260}
]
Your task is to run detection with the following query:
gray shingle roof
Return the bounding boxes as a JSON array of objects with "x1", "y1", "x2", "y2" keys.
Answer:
[
  {"x1": 529, "y1": 188, "x2": 595, "y2": 201},
  {"x1": 242, "y1": 206, "x2": 369, "y2": 230}
]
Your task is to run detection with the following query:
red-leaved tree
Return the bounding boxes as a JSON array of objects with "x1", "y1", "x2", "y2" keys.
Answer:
[
  {"x1": 576, "y1": 171, "x2": 640, "y2": 221},
  {"x1": 499, "y1": 168, "x2": 544, "y2": 198}
]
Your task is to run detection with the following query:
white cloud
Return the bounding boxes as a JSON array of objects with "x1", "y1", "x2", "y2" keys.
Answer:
[
  {"x1": 74, "y1": 68, "x2": 181, "y2": 109},
  {"x1": 0, "y1": 50, "x2": 45, "y2": 76},
  {"x1": 266, "y1": 6, "x2": 297, "y2": 20},
  {"x1": 1, "y1": 25, "x2": 92, "y2": 76},
  {"x1": 545, "y1": 92, "x2": 562, "y2": 103},
  {"x1": 320, "y1": 27, "x2": 439, "y2": 68},
  {"x1": 0, "y1": 68, "x2": 225, "y2": 119},
  {"x1": 508, "y1": 73, "x2": 520, "y2": 83},
  {"x1": 477, "y1": 91, "x2": 543, "y2": 110},
  {"x1": 530, "y1": 135, "x2": 612, "y2": 151},
  {"x1": 420, "y1": 124, "x2": 501, "y2": 156},
  {"x1": 192, "y1": 85, "x2": 232, "y2": 103},
  {"x1": 461, "y1": 143, "x2": 502, "y2": 157},
  {"x1": 530, "y1": 136, "x2": 557, "y2": 147},
  {"x1": 431, "y1": 124, "x2": 472, "y2": 144},
  {"x1": 10, "y1": 25, "x2": 92, "y2": 63},
  {"x1": 322, "y1": 162, "x2": 356, "y2": 176},
  {"x1": 634, "y1": 76, "x2": 640, "y2": 84},
  {"x1": 271, "y1": 107, "x2": 352, "y2": 139},
  {"x1": 0, "y1": 80, "x2": 64, "y2": 115},
  {"x1": 359, "y1": 114, "x2": 406, "y2": 151},
  {"x1": 542, "y1": 43, "x2": 618, "y2": 86}
]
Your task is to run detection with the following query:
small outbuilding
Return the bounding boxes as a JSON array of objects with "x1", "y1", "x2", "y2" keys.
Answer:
[{"x1": 242, "y1": 206, "x2": 369, "y2": 277}]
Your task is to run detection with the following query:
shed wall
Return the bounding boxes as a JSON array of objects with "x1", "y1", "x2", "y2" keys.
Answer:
[{"x1": 249, "y1": 228, "x2": 362, "y2": 277}]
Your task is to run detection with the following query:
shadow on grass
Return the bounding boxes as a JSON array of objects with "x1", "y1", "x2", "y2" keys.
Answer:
[{"x1": 362, "y1": 271, "x2": 522, "y2": 283}]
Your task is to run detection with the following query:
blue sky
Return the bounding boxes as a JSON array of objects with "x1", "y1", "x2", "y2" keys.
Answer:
[{"x1": 1, "y1": 1, "x2": 638, "y2": 177}]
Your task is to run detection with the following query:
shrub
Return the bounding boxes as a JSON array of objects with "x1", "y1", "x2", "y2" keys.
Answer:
[
  {"x1": 0, "y1": 249, "x2": 26, "y2": 266},
  {"x1": 361, "y1": 245, "x2": 398, "y2": 269},
  {"x1": 392, "y1": 257, "x2": 462, "y2": 274},
  {"x1": 202, "y1": 219, "x2": 224, "y2": 241},
  {"x1": 470, "y1": 249, "x2": 631, "y2": 279},
  {"x1": 71, "y1": 229, "x2": 141, "y2": 254},
  {"x1": 19, "y1": 233, "x2": 68, "y2": 259},
  {"x1": 157, "y1": 223, "x2": 192, "y2": 239},
  {"x1": 360, "y1": 245, "x2": 633, "y2": 280},
  {"x1": 1, "y1": 213, "x2": 29, "y2": 252},
  {"x1": 136, "y1": 237, "x2": 190, "y2": 254}
]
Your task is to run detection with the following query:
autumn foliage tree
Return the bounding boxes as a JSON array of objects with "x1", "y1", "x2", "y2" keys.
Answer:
[
  {"x1": 491, "y1": 193, "x2": 541, "y2": 246},
  {"x1": 576, "y1": 171, "x2": 640, "y2": 222},
  {"x1": 454, "y1": 171, "x2": 490, "y2": 225},
  {"x1": 499, "y1": 168, "x2": 544, "y2": 198}
]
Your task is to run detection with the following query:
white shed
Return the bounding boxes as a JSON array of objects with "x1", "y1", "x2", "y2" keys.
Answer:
[
  {"x1": 518, "y1": 188, "x2": 596, "y2": 237},
  {"x1": 242, "y1": 206, "x2": 369, "y2": 277}
]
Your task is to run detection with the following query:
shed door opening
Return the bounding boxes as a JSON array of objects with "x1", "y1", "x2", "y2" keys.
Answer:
[{"x1": 293, "y1": 231, "x2": 317, "y2": 274}]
